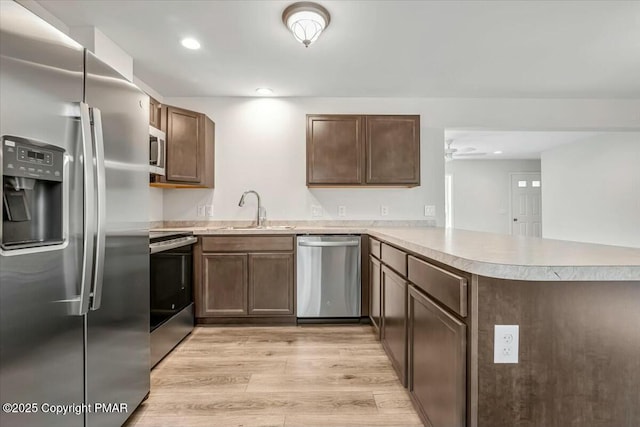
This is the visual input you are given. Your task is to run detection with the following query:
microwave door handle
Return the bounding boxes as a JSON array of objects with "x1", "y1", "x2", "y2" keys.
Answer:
[
  {"x1": 89, "y1": 107, "x2": 107, "y2": 311},
  {"x1": 74, "y1": 102, "x2": 96, "y2": 316},
  {"x1": 157, "y1": 136, "x2": 164, "y2": 169}
]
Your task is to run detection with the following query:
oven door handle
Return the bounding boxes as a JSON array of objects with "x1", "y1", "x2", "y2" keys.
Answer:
[{"x1": 149, "y1": 236, "x2": 197, "y2": 254}]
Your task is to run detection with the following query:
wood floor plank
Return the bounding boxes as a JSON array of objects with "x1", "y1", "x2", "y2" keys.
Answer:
[
  {"x1": 373, "y1": 391, "x2": 417, "y2": 414},
  {"x1": 130, "y1": 414, "x2": 285, "y2": 427},
  {"x1": 284, "y1": 413, "x2": 424, "y2": 427},
  {"x1": 135, "y1": 392, "x2": 378, "y2": 415},
  {"x1": 151, "y1": 374, "x2": 250, "y2": 393},
  {"x1": 340, "y1": 348, "x2": 392, "y2": 358},
  {"x1": 153, "y1": 359, "x2": 286, "y2": 375},
  {"x1": 176, "y1": 345, "x2": 377, "y2": 360},
  {"x1": 284, "y1": 358, "x2": 395, "y2": 374},
  {"x1": 246, "y1": 372, "x2": 403, "y2": 392},
  {"x1": 124, "y1": 325, "x2": 422, "y2": 427}
]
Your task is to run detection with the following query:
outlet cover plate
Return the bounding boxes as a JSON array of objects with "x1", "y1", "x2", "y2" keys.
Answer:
[
  {"x1": 494, "y1": 325, "x2": 519, "y2": 363},
  {"x1": 311, "y1": 205, "x2": 323, "y2": 217},
  {"x1": 381, "y1": 205, "x2": 389, "y2": 216},
  {"x1": 424, "y1": 205, "x2": 436, "y2": 217},
  {"x1": 338, "y1": 206, "x2": 347, "y2": 217}
]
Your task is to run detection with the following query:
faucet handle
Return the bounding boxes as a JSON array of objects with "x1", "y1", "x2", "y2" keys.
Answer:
[{"x1": 259, "y1": 206, "x2": 267, "y2": 223}]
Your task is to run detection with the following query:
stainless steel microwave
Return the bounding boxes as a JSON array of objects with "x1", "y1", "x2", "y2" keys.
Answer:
[{"x1": 149, "y1": 125, "x2": 166, "y2": 176}]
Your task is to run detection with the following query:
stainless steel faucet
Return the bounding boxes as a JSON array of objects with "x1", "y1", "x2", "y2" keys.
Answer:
[{"x1": 238, "y1": 190, "x2": 264, "y2": 227}]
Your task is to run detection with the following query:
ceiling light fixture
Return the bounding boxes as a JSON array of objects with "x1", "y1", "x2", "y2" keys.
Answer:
[
  {"x1": 282, "y1": 2, "x2": 331, "y2": 48},
  {"x1": 255, "y1": 88, "x2": 274, "y2": 96},
  {"x1": 493, "y1": 150, "x2": 503, "y2": 154},
  {"x1": 181, "y1": 38, "x2": 201, "y2": 50}
]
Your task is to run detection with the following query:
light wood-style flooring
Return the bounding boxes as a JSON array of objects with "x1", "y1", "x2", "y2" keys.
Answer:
[{"x1": 125, "y1": 325, "x2": 422, "y2": 427}]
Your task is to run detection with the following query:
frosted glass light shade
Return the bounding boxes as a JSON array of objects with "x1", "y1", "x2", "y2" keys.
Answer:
[{"x1": 282, "y1": 3, "x2": 331, "y2": 47}]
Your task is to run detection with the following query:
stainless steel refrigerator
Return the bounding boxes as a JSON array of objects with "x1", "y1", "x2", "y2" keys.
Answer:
[{"x1": 0, "y1": 2, "x2": 150, "y2": 427}]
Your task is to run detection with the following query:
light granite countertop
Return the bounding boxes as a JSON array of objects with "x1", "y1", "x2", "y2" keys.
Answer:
[{"x1": 150, "y1": 223, "x2": 640, "y2": 281}]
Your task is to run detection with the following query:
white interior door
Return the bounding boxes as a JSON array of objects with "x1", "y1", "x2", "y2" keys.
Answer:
[{"x1": 510, "y1": 173, "x2": 542, "y2": 237}]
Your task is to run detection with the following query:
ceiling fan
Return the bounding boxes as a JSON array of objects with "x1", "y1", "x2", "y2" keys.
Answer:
[{"x1": 444, "y1": 139, "x2": 487, "y2": 161}]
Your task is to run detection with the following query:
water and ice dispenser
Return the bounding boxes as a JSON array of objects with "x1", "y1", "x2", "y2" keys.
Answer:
[{"x1": 1, "y1": 136, "x2": 65, "y2": 250}]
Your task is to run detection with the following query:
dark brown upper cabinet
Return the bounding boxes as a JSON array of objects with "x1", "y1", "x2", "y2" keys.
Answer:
[
  {"x1": 149, "y1": 96, "x2": 162, "y2": 129},
  {"x1": 307, "y1": 115, "x2": 364, "y2": 185},
  {"x1": 151, "y1": 105, "x2": 214, "y2": 188},
  {"x1": 306, "y1": 114, "x2": 420, "y2": 187},
  {"x1": 365, "y1": 115, "x2": 420, "y2": 186}
]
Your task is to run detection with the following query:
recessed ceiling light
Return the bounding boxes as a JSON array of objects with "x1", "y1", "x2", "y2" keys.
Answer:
[
  {"x1": 494, "y1": 150, "x2": 503, "y2": 154},
  {"x1": 256, "y1": 88, "x2": 274, "y2": 96},
  {"x1": 181, "y1": 38, "x2": 201, "y2": 50}
]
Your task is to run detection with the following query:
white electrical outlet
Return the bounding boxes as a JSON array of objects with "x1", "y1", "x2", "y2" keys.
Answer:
[
  {"x1": 494, "y1": 325, "x2": 519, "y2": 364},
  {"x1": 197, "y1": 205, "x2": 206, "y2": 217},
  {"x1": 381, "y1": 205, "x2": 389, "y2": 216},
  {"x1": 205, "y1": 205, "x2": 214, "y2": 217},
  {"x1": 424, "y1": 205, "x2": 436, "y2": 217},
  {"x1": 311, "y1": 205, "x2": 323, "y2": 217},
  {"x1": 338, "y1": 206, "x2": 347, "y2": 217}
]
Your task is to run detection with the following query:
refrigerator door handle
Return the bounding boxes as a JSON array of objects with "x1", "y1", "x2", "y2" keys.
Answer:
[
  {"x1": 76, "y1": 102, "x2": 97, "y2": 316},
  {"x1": 89, "y1": 107, "x2": 107, "y2": 311}
]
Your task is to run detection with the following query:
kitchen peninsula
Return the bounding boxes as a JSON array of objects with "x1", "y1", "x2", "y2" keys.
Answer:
[{"x1": 151, "y1": 223, "x2": 640, "y2": 427}]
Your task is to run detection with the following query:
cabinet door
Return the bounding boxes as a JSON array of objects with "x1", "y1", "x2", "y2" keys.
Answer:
[
  {"x1": 365, "y1": 115, "x2": 420, "y2": 186},
  {"x1": 149, "y1": 97, "x2": 161, "y2": 128},
  {"x1": 200, "y1": 254, "x2": 247, "y2": 317},
  {"x1": 381, "y1": 266, "x2": 408, "y2": 386},
  {"x1": 408, "y1": 285, "x2": 466, "y2": 427},
  {"x1": 369, "y1": 255, "x2": 382, "y2": 337},
  {"x1": 307, "y1": 115, "x2": 364, "y2": 185},
  {"x1": 248, "y1": 253, "x2": 294, "y2": 316},
  {"x1": 166, "y1": 106, "x2": 200, "y2": 183}
]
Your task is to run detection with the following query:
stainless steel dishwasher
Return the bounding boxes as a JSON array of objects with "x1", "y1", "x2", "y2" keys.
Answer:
[{"x1": 297, "y1": 235, "x2": 361, "y2": 320}]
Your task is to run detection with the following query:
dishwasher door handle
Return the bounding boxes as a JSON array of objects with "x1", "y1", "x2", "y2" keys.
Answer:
[{"x1": 298, "y1": 240, "x2": 360, "y2": 248}]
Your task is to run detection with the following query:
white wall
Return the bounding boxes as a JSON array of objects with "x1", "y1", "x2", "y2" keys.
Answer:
[
  {"x1": 541, "y1": 132, "x2": 640, "y2": 248},
  {"x1": 445, "y1": 159, "x2": 541, "y2": 234},
  {"x1": 149, "y1": 187, "x2": 164, "y2": 222},
  {"x1": 160, "y1": 97, "x2": 639, "y2": 224},
  {"x1": 70, "y1": 26, "x2": 133, "y2": 81}
]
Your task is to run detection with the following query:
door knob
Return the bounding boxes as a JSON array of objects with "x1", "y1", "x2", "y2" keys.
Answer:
[{"x1": 513, "y1": 218, "x2": 518, "y2": 222}]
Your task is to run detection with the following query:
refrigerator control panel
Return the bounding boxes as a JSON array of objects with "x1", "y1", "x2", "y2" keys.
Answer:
[{"x1": 2, "y1": 136, "x2": 64, "y2": 182}]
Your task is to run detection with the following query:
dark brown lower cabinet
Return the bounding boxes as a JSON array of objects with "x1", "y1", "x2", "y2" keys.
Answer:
[
  {"x1": 381, "y1": 265, "x2": 408, "y2": 386},
  {"x1": 408, "y1": 285, "x2": 466, "y2": 427},
  {"x1": 369, "y1": 255, "x2": 382, "y2": 337},
  {"x1": 196, "y1": 236, "x2": 295, "y2": 323},
  {"x1": 200, "y1": 254, "x2": 248, "y2": 316},
  {"x1": 248, "y1": 253, "x2": 294, "y2": 315}
]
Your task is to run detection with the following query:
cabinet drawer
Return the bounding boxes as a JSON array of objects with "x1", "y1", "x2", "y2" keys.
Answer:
[
  {"x1": 408, "y1": 256, "x2": 467, "y2": 317},
  {"x1": 370, "y1": 237, "x2": 381, "y2": 259},
  {"x1": 202, "y1": 236, "x2": 294, "y2": 252},
  {"x1": 381, "y1": 243, "x2": 407, "y2": 276}
]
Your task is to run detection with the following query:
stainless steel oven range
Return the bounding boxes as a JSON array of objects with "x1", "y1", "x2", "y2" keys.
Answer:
[{"x1": 149, "y1": 231, "x2": 197, "y2": 367}]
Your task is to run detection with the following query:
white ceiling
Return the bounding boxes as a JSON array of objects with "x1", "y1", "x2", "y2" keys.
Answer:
[
  {"x1": 444, "y1": 130, "x2": 606, "y2": 159},
  {"x1": 36, "y1": 0, "x2": 640, "y2": 98}
]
